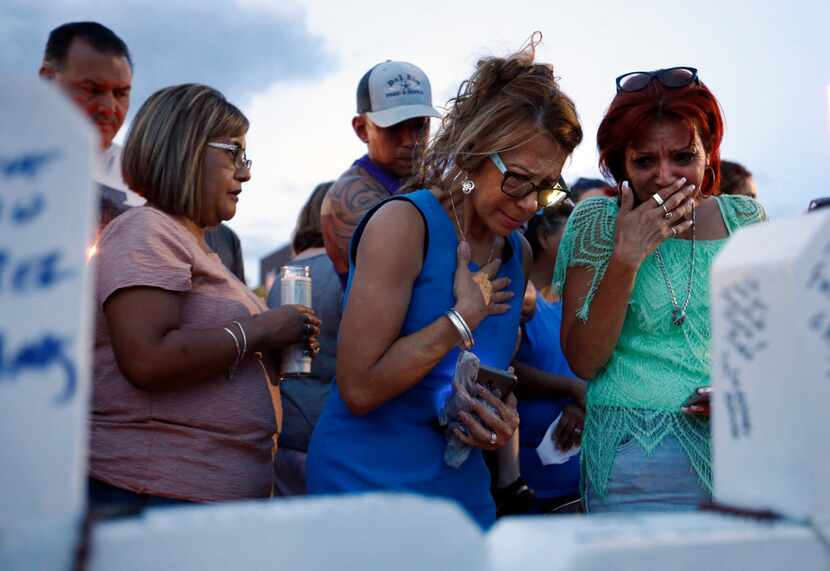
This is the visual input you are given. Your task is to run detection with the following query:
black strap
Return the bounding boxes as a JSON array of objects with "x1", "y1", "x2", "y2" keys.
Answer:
[{"x1": 349, "y1": 195, "x2": 430, "y2": 270}]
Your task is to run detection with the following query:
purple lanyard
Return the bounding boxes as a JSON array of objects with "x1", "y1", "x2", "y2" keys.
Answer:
[{"x1": 353, "y1": 154, "x2": 402, "y2": 196}]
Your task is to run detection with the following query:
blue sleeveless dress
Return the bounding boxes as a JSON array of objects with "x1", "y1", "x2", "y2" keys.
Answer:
[
  {"x1": 514, "y1": 297, "x2": 581, "y2": 501},
  {"x1": 306, "y1": 189, "x2": 525, "y2": 529}
]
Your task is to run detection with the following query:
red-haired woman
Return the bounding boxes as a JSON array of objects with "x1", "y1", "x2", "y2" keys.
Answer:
[{"x1": 554, "y1": 68, "x2": 766, "y2": 512}]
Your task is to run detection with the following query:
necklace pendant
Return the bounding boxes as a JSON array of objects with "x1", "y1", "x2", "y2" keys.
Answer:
[{"x1": 672, "y1": 309, "x2": 686, "y2": 326}]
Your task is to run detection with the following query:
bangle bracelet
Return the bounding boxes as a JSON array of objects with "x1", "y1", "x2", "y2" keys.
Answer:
[
  {"x1": 232, "y1": 320, "x2": 248, "y2": 359},
  {"x1": 223, "y1": 327, "x2": 242, "y2": 379},
  {"x1": 450, "y1": 308, "x2": 474, "y2": 343},
  {"x1": 445, "y1": 309, "x2": 474, "y2": 350}
]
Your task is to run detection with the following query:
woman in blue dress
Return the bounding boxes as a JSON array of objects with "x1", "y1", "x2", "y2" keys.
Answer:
[
  {"x1": 307, "y1": 38, "x2": 583, "y2": 528},
  {"x1": 512, "y1": 204, "x2": 587, "y2": 513}
]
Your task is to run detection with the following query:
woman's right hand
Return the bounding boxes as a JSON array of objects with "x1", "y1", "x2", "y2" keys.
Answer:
[
  {"x1": 452, "y1": 241, "x2": 513, "y2": 330},
  {"x1": 453, "y1": 389, "x2": 520, "y2": 451},
  {"x1": 613, "y1": 178, "x2": 697, "y2": 268},
  {"x1": 259, "y1": 304, "x2": 321, "y2": 353}
]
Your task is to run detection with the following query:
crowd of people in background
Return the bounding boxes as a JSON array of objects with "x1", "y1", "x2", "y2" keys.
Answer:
[{"x1": 41, "y1": 21, "x2": 767, "y2": 527}]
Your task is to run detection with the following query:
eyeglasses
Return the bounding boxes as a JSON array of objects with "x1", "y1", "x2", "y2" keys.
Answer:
[
  {"x1": 488, "y1": 153, "x2": 569, "y2": 208},
  {"x1": 615, "y1": 67, "x2": 699, "y2": 94},
  {"x1": 207, "y1": 142, "x2": 252, "y2": 170}
]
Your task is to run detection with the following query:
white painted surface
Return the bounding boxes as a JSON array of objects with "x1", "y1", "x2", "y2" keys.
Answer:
[
  {"x1": 0, "y1": 75, "x2": 96, "y2": 571},
  {"x1": 489, "y1": 512, "x2": 830, "y2": 570},
  {"x1": 711, "y1": 211, "x2": 830, "y2": 522},
  {"x1": 90, "y1": 494, "x2": 486, "y2": 571}
]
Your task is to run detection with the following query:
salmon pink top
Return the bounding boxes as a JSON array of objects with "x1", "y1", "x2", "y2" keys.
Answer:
[{"x1": 90, "y1": 206, "x2": 280, "y2": 501}]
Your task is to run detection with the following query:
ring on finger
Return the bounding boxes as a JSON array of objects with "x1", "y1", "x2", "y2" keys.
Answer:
[
  {"x1": 574, "y1": 427, "x2": 583, "y2": 434},
  {"x1": 304, "y1": 322, "x2": 314, "y2": 337},
  {"x1": 662, "y1": 205, "x2": 672, "y2": 219},
  {"x1": 488, "y1": 431, "x2": 497, "y2": 445},
  {"x1": 651, "y1": 193, "x2": 665, "y2": 206},
  {"x1": 671, "y1": 226, "x2": 678, "y2": 237}
]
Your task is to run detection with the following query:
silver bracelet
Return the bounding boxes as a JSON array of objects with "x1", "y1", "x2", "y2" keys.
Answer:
[
  {"x1": 451, "y1": 309, "x2": 474, "y2": 344},
  {"x1": 445, "y1": 309, "x2": 474, "y2": 350},
  {"x1": 232, "y1": 320, "x2": 248, "y2": 359},
  {"x1": 222, "y1": 327, "x2": 242, "y2": 379}
]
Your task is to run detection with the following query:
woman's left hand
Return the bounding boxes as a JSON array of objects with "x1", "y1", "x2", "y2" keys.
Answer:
[{"x1": 453, "y1": 389, "x2": 520, "y2": 451}]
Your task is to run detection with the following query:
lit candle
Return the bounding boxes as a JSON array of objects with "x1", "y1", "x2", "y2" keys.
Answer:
[{"x1": 86, "y1": 242, "x2": 98, "y2": 261}]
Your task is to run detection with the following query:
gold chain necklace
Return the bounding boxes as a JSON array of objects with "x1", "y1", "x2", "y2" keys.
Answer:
[{"x1": 449, "y1": 188, "x2": 498, "y2": 264}]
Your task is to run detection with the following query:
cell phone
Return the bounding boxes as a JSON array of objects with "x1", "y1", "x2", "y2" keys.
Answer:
[
  {"x1": 682, "y1": 386, "x2": 712, "y2": 408},
  {"x1": 808, "y1": 197, "x2": 830, "y2": 212},
  {"x1": 476, "y1": 364, "x2": 518, "y2": 402}
]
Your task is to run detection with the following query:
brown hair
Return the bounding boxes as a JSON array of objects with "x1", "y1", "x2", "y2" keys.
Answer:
[
  {"x1": 292, "y1": 181, "x2": 333, "y2": 255},
  {"x1": 404, "y1": 33, "x2": 582, "y2": 193},
  {"x1": 719, "y1": 160, "x2": 753, "y2": 196},
  {"x1": 122, "y1": 83, "x2": 249, "y2": 223}
]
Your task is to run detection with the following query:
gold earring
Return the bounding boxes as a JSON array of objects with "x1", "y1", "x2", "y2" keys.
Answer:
[{"x1": 702, "y1": 165, "x2": 716, "y2": 195}]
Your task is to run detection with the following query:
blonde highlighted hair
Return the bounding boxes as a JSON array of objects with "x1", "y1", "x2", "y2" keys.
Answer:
[
  {"x1": 122, "y1": 83, "x2": 249, "y2": 222},
  {"x1": 404, "y1": 33, "x2": 582, "y2": 193}
]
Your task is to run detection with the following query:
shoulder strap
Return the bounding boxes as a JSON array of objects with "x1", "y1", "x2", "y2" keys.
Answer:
[{"x1": 348, "y1": 194, "x2": 430, "y2": 270}]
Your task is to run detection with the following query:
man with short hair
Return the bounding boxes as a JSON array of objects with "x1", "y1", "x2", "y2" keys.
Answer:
[
  {"x1": 320, "y1": 60, "x2": 441, "y2": 282},
  {"x1": 39, "y1": 22, "x2": 247, "y2": 281},
  {"x1": 39, "y1": 21, "x2": 141, "y2": 226}
]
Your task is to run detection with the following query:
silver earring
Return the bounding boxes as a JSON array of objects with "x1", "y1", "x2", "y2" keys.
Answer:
[{"x1": 461, "y1": 177, "x2": 475, "y2": 194}]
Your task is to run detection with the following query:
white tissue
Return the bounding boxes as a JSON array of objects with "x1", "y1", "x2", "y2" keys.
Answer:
[{"x1": 535, "y1": 412, "x2": 580, "y2": 466}]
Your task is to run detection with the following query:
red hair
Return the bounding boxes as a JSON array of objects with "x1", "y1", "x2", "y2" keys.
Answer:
[{"x1": 597, "y1": 80, "x2": 724, "y2": 196}]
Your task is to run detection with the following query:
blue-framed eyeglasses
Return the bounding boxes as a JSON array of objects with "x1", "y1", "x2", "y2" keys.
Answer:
[
  {"x1": 488, "y1": 153, "x2": 569, "y2": 208},
  {"x1": 207, "y1": 142, "x2": 252, "y2": 170}
]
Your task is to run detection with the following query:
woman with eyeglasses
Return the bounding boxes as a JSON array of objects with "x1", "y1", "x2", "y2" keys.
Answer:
[
  {"x1": 554, "y1": 68, "x2": 766, "y2": 512},
  {"x1": 88, "y1": 84, "x2": 320, "y2": 508},
  {"x1": 306, "y1": 36, "x2": 582, "y2": 529}
]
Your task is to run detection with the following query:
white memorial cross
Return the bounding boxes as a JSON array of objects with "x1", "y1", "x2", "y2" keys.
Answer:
[
  {"x1": 711, "y1": 209, "x2": 830, "y2": 527},
  {"x1": 0, "y1": 76, "x2": 96, "y2": 570}
]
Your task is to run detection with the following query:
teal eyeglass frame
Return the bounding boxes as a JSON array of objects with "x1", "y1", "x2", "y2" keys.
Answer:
[{"x1": 488, "y1": 152, "x2": 569, "y2": 208}]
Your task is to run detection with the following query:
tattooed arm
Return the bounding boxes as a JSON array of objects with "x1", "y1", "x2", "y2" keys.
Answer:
[{"x1": 320, "y1": 168, "x2": 389, "y2": 277}]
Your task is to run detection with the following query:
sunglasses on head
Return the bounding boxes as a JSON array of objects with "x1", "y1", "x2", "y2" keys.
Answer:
[{"x1": 615, "y1": 67, "x2": 699, "y2": 94}]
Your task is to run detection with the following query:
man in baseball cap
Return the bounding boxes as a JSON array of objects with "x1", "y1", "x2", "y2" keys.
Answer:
[{"x1": 320, "y1": 60, "x2": 441, "y2": 282}]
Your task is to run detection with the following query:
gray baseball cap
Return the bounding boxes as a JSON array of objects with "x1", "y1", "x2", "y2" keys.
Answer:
[{"x1": 356, "y1": 60, "x2": 441, "y2": 128}]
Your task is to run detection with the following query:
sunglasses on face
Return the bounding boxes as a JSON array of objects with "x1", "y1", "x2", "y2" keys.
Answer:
[
  {"x1": 207, "y1": 142, "x2": 252, "y2": 170},
  {"x1": 488, "y1": 153, "x2": 569, "y2": 208},
  {"x1": 615, "y1": 67, "x2": 700, "y2": 94}
]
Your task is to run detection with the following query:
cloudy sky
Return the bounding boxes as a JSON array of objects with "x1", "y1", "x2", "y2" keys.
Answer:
[{"x1": 3, "y1": 0, "x2": 829, "y2": 284}]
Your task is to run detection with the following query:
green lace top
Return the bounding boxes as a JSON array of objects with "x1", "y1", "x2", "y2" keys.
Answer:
[{"x1": 552, "y1": 194, "x2": 766, "y2": 498}]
